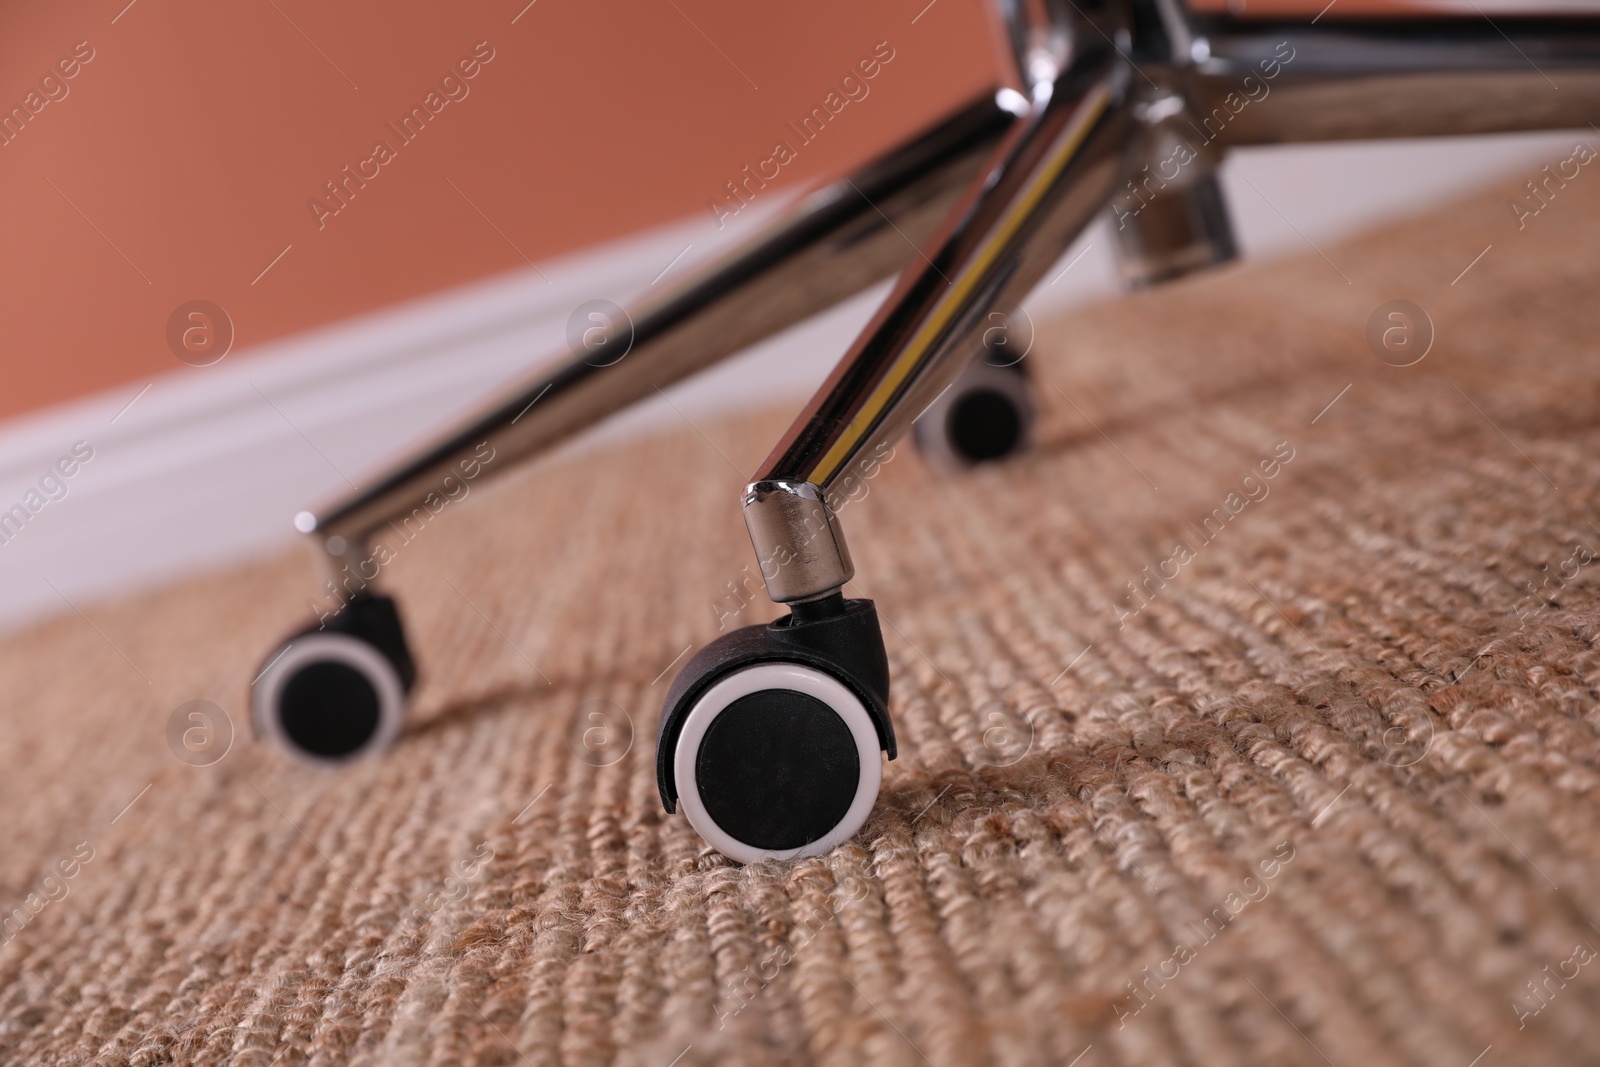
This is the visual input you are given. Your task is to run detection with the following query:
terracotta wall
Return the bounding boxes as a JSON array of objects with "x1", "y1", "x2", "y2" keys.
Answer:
[
  {"x1": 0, "y1": 0, "x2": 1431, "y2": 421},
  {"x1": 0, "y1": 0, "x2": 1014, "y2": 420}
]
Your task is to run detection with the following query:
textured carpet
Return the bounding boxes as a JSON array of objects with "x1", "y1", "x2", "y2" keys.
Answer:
[{"x1": 6, "y1": 161, "x2": 1600, "y2": 1067}]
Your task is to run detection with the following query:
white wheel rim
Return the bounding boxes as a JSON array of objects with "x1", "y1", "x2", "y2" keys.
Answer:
[
  {"x1": 674, "y1": 661, "x2": 882, "y2": 864},
  {"x1": 251, "y1": 632, "x2": 406, "y2": 765}
]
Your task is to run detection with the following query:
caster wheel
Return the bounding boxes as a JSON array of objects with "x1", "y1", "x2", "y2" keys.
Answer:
[
  {"x1": 914, "y1": 356, "x2": 1035, "y2": 468},
  {"x1": 658, "y1": 595, "x2": 895, "y2": 864},
  {"x1": 252, "y1": 594, "x2": 416, "y2": 764}
]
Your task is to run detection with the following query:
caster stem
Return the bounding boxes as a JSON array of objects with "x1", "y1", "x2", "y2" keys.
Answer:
[{"x1": 788, "y1": 591, "x2": 848, "y2": 625}]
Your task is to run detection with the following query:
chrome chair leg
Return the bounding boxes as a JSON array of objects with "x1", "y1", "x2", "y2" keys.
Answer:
[{"x1": 738, "y1": 18, "x2": 1132, "y2": 608}]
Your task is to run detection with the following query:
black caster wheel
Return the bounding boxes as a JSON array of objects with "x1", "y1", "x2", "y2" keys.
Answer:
[
  {"x1": 657, "y1": 594, "x2": 895, "y2": 864},
  {"x1": 251, "y1": 594, "x2": 417, "y2": 764},
  {"x1": 913, "y1": 356, "x2": 1035, "y2": 467}
]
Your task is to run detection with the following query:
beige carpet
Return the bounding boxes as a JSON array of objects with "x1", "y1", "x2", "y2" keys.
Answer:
[{"x1": 6, "y1": 162, "x2": 1600, "y2": 1066}]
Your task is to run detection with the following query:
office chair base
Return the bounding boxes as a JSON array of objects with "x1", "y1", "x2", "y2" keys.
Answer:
[
  {"x1": 913, "y1": 359, "x2": 1035, "y2": 468},
  {"x1": 657, "y1": 595, "x2": 895, "y2": 863},
  {"x1": 252, "y1": 594, "x2": 416, "y2": 765}
]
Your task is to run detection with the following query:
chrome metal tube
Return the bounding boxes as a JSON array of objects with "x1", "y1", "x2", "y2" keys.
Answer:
[
  {"x1": 1183, "y1": 16, "x2": 1600, "y2": 145},
  {"x1": 749, "y1": 44, "x2": 1132, "y2": 498},
  {"x1": 740, "y1": 18, "x2": 1133, "y2": 604},
  {"x1": 297, "y1": 91, "x2": 1018, "y2": 572}
]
